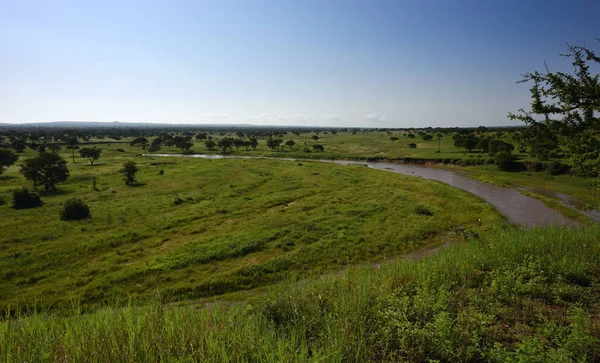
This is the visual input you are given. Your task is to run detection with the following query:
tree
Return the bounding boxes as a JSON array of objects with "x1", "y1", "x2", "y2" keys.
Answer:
[
  {"x1": 390, "y1": 137, "x2": 399, "y2": 141},
  {"x1": 266, "y1": 138, "x2": 282, "y2": 150},
  {"x1": 60, "y1": 199, "x2": 91, "y2": 220},
  {"x1": 119, "y1": 161, "x2": 138, "y2": 185},
  {"x1": 453, "y1": 134, "x2": 480, "y2": 153},
  {"x1": 205, "y1": 140, "x2": 217, "y2": 151},
  {"x1": 311, "y1": 135, "x2": 319, "y2": 141},
  {"x1": 64, "y1": 135, "x2": 78, "y2": 162},
  {"x1": 11, "y1": 140, "x2": 26, "y2": 153},
  {"x1": 47, "y1": 144, "x2": 61, "y2": 154},
  {"x1": 149, "y1": 138, "x2": 162, "y2": 152},
  {"x1": 233, "y1": 138, "x2": 245, "y2": 151},
  {"x1": 312, "y1": 144, "x2": 324, "y2": 152},
  {"x1": 130, "y1": 137, "x2": 149, "y2": 154},
  {"x1": 217, "y1": 138, "x2": 234, "y2": 154},
  {"x1": 436, "y1": 133, "x2": 444, "y2": 153},
  {"x1": 249, "y1": 137, "x2": 259, "y2": 150},
  {"x1": 79, "y1": 147, "x2": 102, "y2": 165},
  {"x1": 509, "y1": 41, "x2": 600, "y2": 175},
  {"x1": 0, "y1": 149, "x2": 18, "y2": 175},
  {"x1": 285, "y1": 140, "x2": 296, "y2": 149},
  {"x1": 422, "y1": 134, "x2": 433, "y2": 141},
  {"x1": 20, "y1": 153, "x2": 70, "y2": 191}
]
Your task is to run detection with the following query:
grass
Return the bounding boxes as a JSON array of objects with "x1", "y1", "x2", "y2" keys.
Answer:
[
  {"x1": 1, "y1": 226, "x2": 599, "y2": 362},
  {"x1": 0, "y1": 145, "x2": 504, "y2": 314}
]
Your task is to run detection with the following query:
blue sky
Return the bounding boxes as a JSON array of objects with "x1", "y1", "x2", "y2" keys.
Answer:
[{"x1": 1, "y1": 0, "x2": 598, "y2": 127}]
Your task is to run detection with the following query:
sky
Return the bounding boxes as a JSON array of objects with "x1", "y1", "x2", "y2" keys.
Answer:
[{"x1": 1, "y1": 0, "x2": 598, "y2": 128}]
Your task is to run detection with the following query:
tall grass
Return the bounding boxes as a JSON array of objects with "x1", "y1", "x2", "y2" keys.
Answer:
[{"x1": 2, "y1": 226, "x2": 599, "y2": 362}]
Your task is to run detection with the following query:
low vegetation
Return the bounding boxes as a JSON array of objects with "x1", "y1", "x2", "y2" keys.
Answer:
[{"x1": 1, "y1": 226, "x2": 598, "y2": 362}]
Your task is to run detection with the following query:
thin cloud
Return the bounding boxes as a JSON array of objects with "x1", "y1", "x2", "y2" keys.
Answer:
[{"x1": 364, "y1": 113, "x2": 387, "y2": 122}]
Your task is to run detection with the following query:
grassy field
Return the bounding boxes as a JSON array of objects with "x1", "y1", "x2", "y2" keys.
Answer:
[
  {"x1": 2, "y1": 226, "x2": 599, "y2": 362},
  {"x1": 0, "y1": 145, "x2": 503, "y2": 313}
]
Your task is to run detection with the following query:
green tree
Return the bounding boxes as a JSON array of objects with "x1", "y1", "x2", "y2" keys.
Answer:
[
  {"x1": 79, "y1": 147, "x2": 102, "y2": 165},
  {"x1": 217, "y1": 138, "x2": 234, "y2": 154},
  {"x1": 249, "y1": 137, "x2": 259, "y2": 150},
  {"x1": 64, "y1": 135, "x2": 79, "y2": 162},
  {"x1": 436, "y1": 133, "x2": 444, "y2": 152},
  {"x1": 119, "y1": 161, "x2": 138, "y2": 185},
  {"x1": 20, "y1": 153, "x2": 70, "y2": 191},
  {"x1": 11, "y1": 139, "x2": 27, "y2": 153},
  {"x1": 205, "y1": 140, "x2": 217, "y2": 151},
  {"x1": 0, "y1": 149, "x2": 18, "y2": 175},
  {"x1": 266, "y1": 138, "x2": 282, "y2": 150},
  {"x1": 509, "y1": 41, "x2": 600, "y2": 176},
  {"x1": 285, "y1": 140, "x2": 296, "y2": 149}
]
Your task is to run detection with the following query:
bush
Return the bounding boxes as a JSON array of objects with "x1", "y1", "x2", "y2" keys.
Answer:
[
  {"x1": 407, "y1": 143, "x2": 417, "y2": 149},
  {"x1": 303, "y1": 147, "x2": 312, "y2": 153},
  {"x1": 0, "y1": 196, "x2": 5, "y2": 206},
  {"x1": 60, "y1": 199, "x2": 91, "y2": 221},
  {"x1": 494, "y1": 152, "x2": 517, "y2": 171},
  {"x1": 547, "y1": 161, "x2": 568, "y2": 176},
  {"x1": 12, "y1": 188, "x2": 42, "y2": 209},
  {"x1": 116, "y1": 148, "x2": 125, "y2": 153}
]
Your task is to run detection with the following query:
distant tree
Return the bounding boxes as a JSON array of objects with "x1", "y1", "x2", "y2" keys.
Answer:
[
  {"x1": 436, "y1": 133, "x2": 444, "y2": 153},
  {"x1": 249, "y1": 137, "x2": 259, "y2": 150},
  {"x1": 217, "y1": 138, "x2": 234, "y2": 154},
  {"x1": 205, "y1": 140, "x2": 217, "y2": 151},
  {"x1": 195, "y1": 133, "x2": 207, "y2": 140},
  {"x1": 407, "y1": 133, "x2": 415, "y2": 139},
  {"x1": 422, "y1": 134, "x2": 433, "y2": 141},
  {"x1": 64, "y1": 136, "x2": 79, "y2": 162},
  {"x1": 408, "y1": 143, "x2": 417, "y2": 149},
  {"x1": 119, "y1": 161, "x2": 138, "y2": 185},
  {"x1": 390, "y1": 137, "x2": 399, "y2": 141},
  {"x1": 285, "y1": 140, "x2": 296, "y2": 149},
  {"x1": 11, "y1": 140, "x2": 27, "y2": 153},
  {"x1": 0, "y1": 149, "x2": 18, "y2": 175},
  {"x1": 233, "y1": 138, "x2": 245, "y2": 151},
  {"x1": 130, "y1": 137, "x2": 149, "y2": 154},
  {"x1": 149, "y1": 138, "x2": 162, "y2": 152},
  {"x1": 453, "y1": 134, "x2": 480, "y2": 153},
  {"x1": 20, "y1": 153, "x2": 70, "y2": 191},
  {"x1": 173, "y1": 136, "x2": 193, "y2": 152},
  {"x1": 242, "y1": 140, "x2": 252, "y2": 150},
  {"x1": 312, "y1": 144, "x2": 324, "y2": 152},
  {"x1": 311, "y1": 135, "x2": 320, "y2": 141},
  {"x1": 266, "y1": 138, "x2": 282, "y2": 151},
  {"x1": 47, "y1": 144, "x2": 62, "y2": 154},
  {"x1": 79, "y1": 147, "x2": 102, "y2": 165}
]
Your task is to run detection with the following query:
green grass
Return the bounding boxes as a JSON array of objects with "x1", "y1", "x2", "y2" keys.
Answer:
[
  {"x1": 2, "y1": 226, "x2": 599, "y2": 362},
  {"x1": 462, "y1": 165, "x2": 600, "y2": 208},
  {"x1": 0, "y1": 145, "x2": 503, "y2": 313}
]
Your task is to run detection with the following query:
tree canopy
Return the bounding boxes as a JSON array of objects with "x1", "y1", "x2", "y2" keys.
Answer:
[{"x1": 20, "y1": 153, "x2": 70, "y2": 191}]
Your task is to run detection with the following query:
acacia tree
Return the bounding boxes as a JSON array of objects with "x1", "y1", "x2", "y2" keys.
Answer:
[
  {"x1": 0, "y1": 149, "x2": 18, "y2": 175},
  {"x1": 509, "y1": 41, "x2": 600, "y2": 176},
  {"x1": 20, "y1": 153, "x2": 70, "y2": 191},
  {"x1": 79, "y1": 147, "x2": 102, "y2": 165}
]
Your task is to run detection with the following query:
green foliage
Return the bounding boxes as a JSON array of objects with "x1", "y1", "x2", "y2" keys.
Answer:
[
  {"x1": 494, "y1": 151, "x2": 518, "y2": 171},
  {"x1": 119, "y1": 161, "x2": 138, "y2": 185},
  {"x1": 407, "y1": 143, "x2": 417, "y2": 148},
  {"x1": 0, "y1": 149, "x2": 18, "y2": 175},
  {"x1": 60, "y1": 199, "x2": 91, "y2": 221},
  {"x1": 79, "y1": 147, "x2": 102, "y2": 165},
  {"x1": 19, "y1": 152, "x2": 70, "y2": 191},
  {"x1": 12, "y1": 187, "x2": 42, "y2": 209}
]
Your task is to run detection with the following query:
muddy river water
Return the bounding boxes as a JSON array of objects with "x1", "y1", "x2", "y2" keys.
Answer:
[{"x1": 150, "y1": 154, "x2": 595, "y2": 227}]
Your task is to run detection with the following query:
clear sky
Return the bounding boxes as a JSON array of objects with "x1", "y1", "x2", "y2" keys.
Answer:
[{"x1": 1, "y1": 0, "x2": 598, "y2": 127}]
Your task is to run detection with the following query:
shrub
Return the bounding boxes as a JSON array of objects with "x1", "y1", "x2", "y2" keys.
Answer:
[
  {"x1": 12, "y1": 188, "x2": 42, "y2": 209},
  {"x1": 116, "y1": 148, "x2": 125, "y2": 153},
  {"x1": 547, "y1": 161, "x2": 568, "y2": 176},
  {"x1": 0, "y1": 196, "x2": 5, "y2": 206},
  {"x1": 494, "y1": 151, "x2": 517, "y2": 171},
  {"x1": 415, "y1": 206, "x2": 433, "y2": 216},
  {"x1": 60, "y1": 199, "x2": 91, "y2": 221},
  {"x1": 303, "y1": 147, "x2": 312, "y2": 153},
  {"x1": 407, "y1": 143, "x2": 417, "y2": 149}
]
